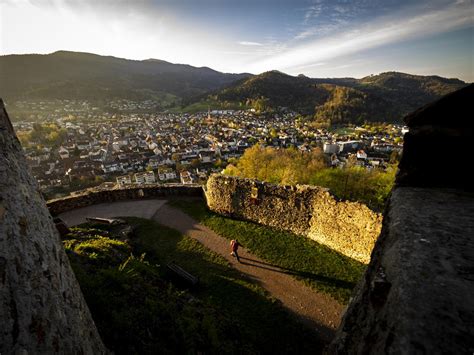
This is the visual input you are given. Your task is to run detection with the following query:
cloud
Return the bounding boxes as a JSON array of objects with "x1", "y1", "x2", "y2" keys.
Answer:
[
  {"x1": 304, "y1": 3, "x2": 323, "y2": 24},
  {"x1": 294, "y1": 20, "x2": 348, "y2": 40},
  {"x1": 238, "y1": 41, "x2": 263, "y2": 46},
  {"x1": 250, "y1": 2, "x2": 473, "y2": 73}
]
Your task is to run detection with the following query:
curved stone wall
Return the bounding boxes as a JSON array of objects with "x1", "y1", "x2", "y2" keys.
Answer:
[
  {"x1": 205, "y1": 174, "x2": 382, "y2": 264},
  {"x1": 47, "y1": 184, "x2": 204, "y2": 216}
]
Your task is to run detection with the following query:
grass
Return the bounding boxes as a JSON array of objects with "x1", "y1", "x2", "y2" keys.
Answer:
[
  {"x1": 168, "y1": 199, "x2": 366, "y2": 304},
  {"x1": 65, "y1": 218, "x2": 323, "y2": 354}
]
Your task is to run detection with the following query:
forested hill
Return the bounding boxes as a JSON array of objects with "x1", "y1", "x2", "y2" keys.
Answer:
[
  {"x1": 209, "y1": 71, "x2": 466, "y2": 124},
  {"x1": 0, "y1": 51, "x2": 466, "y2": 124},
  {"x1": 0, "y1": 51, "x2": 251, "y2": 104}
]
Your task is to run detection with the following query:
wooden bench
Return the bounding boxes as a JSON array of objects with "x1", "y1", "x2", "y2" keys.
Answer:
[
  {"x1": 85, "y1": 217, "x2": 125, "y2": 225},
  {"x1": 166, "y1": 261, "x2": 199, "y2": 287}
]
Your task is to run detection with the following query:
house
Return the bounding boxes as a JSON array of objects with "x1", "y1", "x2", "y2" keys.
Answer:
[
  {"x1": 356, "y1": 150, "x2": 368, "y2": 160},
  {"x1": 58, "y1": 146, "x2": 69, "y2": 159},
  {"x1": 158, "y1": 168, "x2": 177, "y2": 181},
  {"x1": 338, "y1": 140, "x2": 363, "y2": 153},
  {"x1": 102, "y1": 161, "x2": 121, "y2": 173},
  {"x1": 323, "y1": 143, "x2": 340, "y2": 154},
  {"x1": 134, "y1": 171, "x2": 156, "y2": 184},
  {"x1": 76, "y1": 140, "x2": 91, "y2": 151},
  {"x1": 199, "y1": 153, "x2": 212, "y2": 163},
  {"x1": 116, "y1": 175, "x2": 132, "y2": 186},
  {"x1": 180, "y1": 170, "x2": 194, "y2": 184}
]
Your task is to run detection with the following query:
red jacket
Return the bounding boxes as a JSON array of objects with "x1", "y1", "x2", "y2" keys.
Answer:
[{"x1": 230, "y1": 240, "x2": 240, "y2": 252}]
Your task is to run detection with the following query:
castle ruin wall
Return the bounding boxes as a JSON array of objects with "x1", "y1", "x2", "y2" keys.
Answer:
[{"x1": 205, "y1": 174, "x2": 382, "y2": 264}]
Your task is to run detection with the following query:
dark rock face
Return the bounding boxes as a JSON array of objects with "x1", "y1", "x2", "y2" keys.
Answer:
[
  {"x1": 397, "y1": 84, "x2": 473, "y2": 189},
  {"x1": 403, "y1": 84, "x2": 473, "y2": 128},
  {"x1": 0, "y1": 100, "x2": 106, "y2": 354},
  {"x1": 330, "y1": 188, "x2": 474, "y2": 354},
  {"x1": 330, "y1": 86, "x2": 474, "y2": 353}
]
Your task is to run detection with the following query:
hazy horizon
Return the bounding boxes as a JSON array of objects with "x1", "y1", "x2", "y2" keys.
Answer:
[
  {"x1": 1, "y1": 0, "x2": 472, "y2": 81},
  {"x1": 2, "y1": 49, "x2": 471, "y2": 82}
]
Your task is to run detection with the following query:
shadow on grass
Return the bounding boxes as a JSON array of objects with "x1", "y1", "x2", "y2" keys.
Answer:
[
  {"x1": 167, "y1": 199, "x2": 365, "y2": 304},
  {"x1": 124, "y1": 217, "x2": 330, "y2": 353},
  {"x1": 239, "y1": 257, "x2": 356, "y2": 291}
]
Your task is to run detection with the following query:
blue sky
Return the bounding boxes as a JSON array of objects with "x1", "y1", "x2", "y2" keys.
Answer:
[{"x1": 1, "y1": 0, "x2": 472, "y2": 80}]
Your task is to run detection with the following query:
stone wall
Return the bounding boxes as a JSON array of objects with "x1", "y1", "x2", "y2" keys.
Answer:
[
  {"x1": 206, "y1": 174, "x2": 382, "y2": 264},
  {"x1": 48, "y1": 184, "x2": 204, "y2": 216},
  {"x1": 330, "y1": 84, "x2": 474, "y2": 353},
  {"x1": 0, "y1": 99, "x2": 106, "y2": 353}
]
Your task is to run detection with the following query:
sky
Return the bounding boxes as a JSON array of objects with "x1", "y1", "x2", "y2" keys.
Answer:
[{"x1": 0, "y1": 0, "x2": 472, "y2": 81}]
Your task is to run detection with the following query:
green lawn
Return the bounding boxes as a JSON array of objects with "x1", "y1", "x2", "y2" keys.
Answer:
[
  {"x1": 168, "y1": 199, "x2": 366, "y2": 304},
  {"x1": 65, "y1": 218, "x2": 323, "y2": 354}
]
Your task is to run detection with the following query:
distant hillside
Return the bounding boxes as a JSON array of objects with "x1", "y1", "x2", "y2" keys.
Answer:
[
  {"x1": 0, "y1": 51, "x2": 251, "y2": 104},
  {"x1": 0, "y1": 51, "x2": 466, "y2": 123},
  {"x1": 209, "y1": 71, "x2": 466, "y2": 124}
]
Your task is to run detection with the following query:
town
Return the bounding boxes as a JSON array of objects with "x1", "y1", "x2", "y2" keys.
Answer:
[{"x1": 11, "y1": 99, "x2": 406, "y2": 199}]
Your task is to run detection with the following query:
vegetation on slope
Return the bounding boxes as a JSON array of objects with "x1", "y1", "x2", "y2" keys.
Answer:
[
  {"x1": 0, "y1": 51, "x2": 250, "y2": 103},
  {"x1": 64, "y1": 218, "x2": 323, "y2": 354},
  {"x1": 2, "y1": 51, "x2": 465, "y2": 124},
  {"x1": 169, "y1": 199, "x2": 366, "y2": 304},
  {"x1": 16, "y1": 122, "x2": 67, "y2": 148},
  {"x1": 214, "y1": 71, "x2": 331, "y2": 113},
  {"x1": 203, "y1": 70, "x2": 466, "y2": 124},
  {"x1": 223, "y1": 145, "x2": 397, "y2": 211}
]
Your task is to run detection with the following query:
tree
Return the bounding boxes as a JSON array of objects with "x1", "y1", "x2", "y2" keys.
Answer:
[
  {"x1": 389, "y1": 150, "x2": 401, "y2": 164},
  {"x1": 191, "y1": 158, "x2": 201, "y2": 168},
  {"x1": 223, "y1": 143, "x2": 396, "y2": 211},
  {"x1": 171, "y1": 153, "x2": 180, "y2": 162}
]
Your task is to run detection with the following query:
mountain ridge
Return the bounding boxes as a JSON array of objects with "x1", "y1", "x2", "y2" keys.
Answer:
[
  {"x1": 0, "y1": 51, "x2": 467, "y2": 123},
  {"x1": 0, "y1": 50, "x2": 252, "y2": 104},
  {"x1": 208, "y1": 70, "x2": 466, "y2": 123}
]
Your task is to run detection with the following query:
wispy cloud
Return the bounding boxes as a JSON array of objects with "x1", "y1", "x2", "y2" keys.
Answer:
[
  {"x1": 294, "y1": 20, "x2": 349, "y2": 40},
  {"x1": 303, "y1": 3, "x2": 323, "y2": 24},
  {"x1": 251, "y1": 2, "x2": 473, "y2": 73},
  {"x1": 238, "y1": 41, "x2": 263, "y2": 46}
]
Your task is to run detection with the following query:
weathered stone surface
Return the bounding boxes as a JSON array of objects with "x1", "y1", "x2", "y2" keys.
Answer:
[
  {"x1": 330, "y1": 187, "x2": 474, "y2": 354},
  {"x1": 47, "y1": 184, "x2": 203, "y2": 216},
  {"x1": 0, "y1": 100, "x2": 106, "y2": 353},
  {"x1": 404, "y1": 83, "x2": 473, "y2": 129},
  {"x1": 397, "y1": 84, "x2": 473, "y2": 189},
  {"x1": 206, "y1": 174, "x2": 382, "y2": 264},
  {"x1": 332, "y1": 86, "x2": 474, "y2": 353}
]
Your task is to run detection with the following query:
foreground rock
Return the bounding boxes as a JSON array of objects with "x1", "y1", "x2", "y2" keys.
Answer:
[
  {"x1": 330, "y1": 85, "x2": 474, "y2": 353},
  {"x1": 0, "y1": 99, "x2": 106, "y2": 353}
]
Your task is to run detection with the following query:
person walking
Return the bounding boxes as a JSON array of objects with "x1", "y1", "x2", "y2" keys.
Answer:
[{"x1": 230, "y1": 239, "x2": 242, "y2": 262}]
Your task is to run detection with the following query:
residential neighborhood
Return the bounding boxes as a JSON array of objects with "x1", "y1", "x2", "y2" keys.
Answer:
[{"x1": 11, "y1": 99, "x2": 406, "y2": 198}]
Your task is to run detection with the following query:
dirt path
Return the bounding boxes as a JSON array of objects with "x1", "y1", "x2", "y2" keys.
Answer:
[{"x1": 153, "y1": 203, "x2": 345, "y2": 343}]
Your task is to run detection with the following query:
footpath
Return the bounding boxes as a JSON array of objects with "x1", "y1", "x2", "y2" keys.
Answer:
[
  {"x1": 153, "y1": 203, "x2": 344, "y2": 343},
  {"x1": 59, "y1": 199, "x2": 345, "y2": 343}
]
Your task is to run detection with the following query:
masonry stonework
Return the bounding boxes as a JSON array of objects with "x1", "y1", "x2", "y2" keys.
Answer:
[
  {"x1": 47, "y1": 184, "x2": 203, "y2": 216},
  {"x1": 206, "y1": 174, "x2": 382, "y2": 264},
  {"x1": 0, "y1": 100, "x2": 106, "y2": 354},
  {"x1": 330, "y1": 84, "x2": 474, "y2": 353}
]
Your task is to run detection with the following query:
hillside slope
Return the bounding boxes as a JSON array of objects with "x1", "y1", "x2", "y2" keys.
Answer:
[
  {"x1": 0, "y1": 51, "x2": 466, "y2": 123},
  {"x1": 210, "y1": 71, "x2": 466, "y2": 123},
  {"x1": 0, "y1": 51, "x2": 251, "y2": 102}
]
